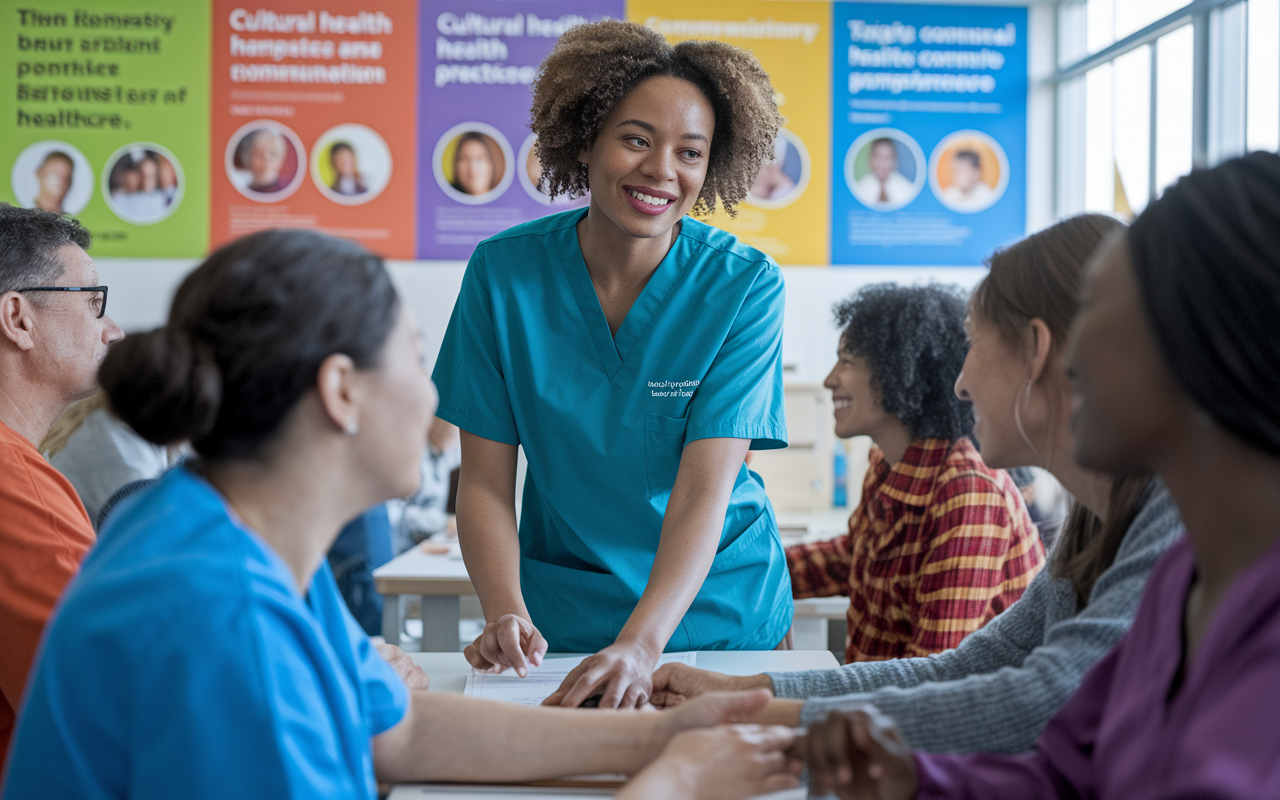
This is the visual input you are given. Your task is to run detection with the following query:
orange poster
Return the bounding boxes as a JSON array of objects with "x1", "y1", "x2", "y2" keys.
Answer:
[{"x1": 210, "y1": 1, "x2": 417, "y2": 257}]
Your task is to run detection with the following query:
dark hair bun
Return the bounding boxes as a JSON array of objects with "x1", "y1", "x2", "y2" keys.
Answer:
[{"x1": 99, "y1": 327, "x2": 222, "y2": 446}]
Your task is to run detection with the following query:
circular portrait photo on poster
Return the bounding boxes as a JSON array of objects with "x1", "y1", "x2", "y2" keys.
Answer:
[
  {"x1": 746, "y1": 129, "x2": 810, "y2": 210},
  {"x1": 517, "y1": 133, "x2": 587, "y2": 207},
  {"x1": 311, "y1": 124, "x2": 393, "y2": 206},
  {"x1": 930, "y1": 131, "x2": 1010, "y2": 214},
  {"x1": 225, "y1": 120, "x2": 306, "y2": 202},
  {"x1": 102, "y1": 143, "x2": 184, "y2": 225},
  {"x1": 845, "y1": 129, "x2": 926, "y2": 212},
  {"x1": 11, "y1": 140, "x2": 93, "y2": 216},
  {"x1": 432, "y1": 122, "x2": 513, "y2": 205}
]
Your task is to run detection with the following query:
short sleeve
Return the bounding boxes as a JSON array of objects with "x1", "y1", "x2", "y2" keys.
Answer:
[
  {"x1": 685, "y1": 262, "x2": 787, "y2": 450},
  {"x1": 332, "y1": 578, "x2": 410, "y2": 736},
  {"x1": 431, "y1": 247, "x2": 519, "y2": 446}
]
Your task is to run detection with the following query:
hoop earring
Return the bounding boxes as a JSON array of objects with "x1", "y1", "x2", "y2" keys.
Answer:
[{"x1": 1013, "y1": 379, "x2": 1043, "y2": 466}]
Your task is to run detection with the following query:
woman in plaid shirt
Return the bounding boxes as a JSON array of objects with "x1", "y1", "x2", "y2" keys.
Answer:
[{"x1": 788, "y1": 284, "x2": 1044, "y2": 662}]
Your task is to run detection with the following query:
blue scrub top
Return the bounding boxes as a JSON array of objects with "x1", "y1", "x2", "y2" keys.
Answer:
[
  {"x1": 3, "y1": 467, "x2": 408, "y2": 800},
  {"x1": 433, "y1": 208, "x2": 793, "y2": 652}
]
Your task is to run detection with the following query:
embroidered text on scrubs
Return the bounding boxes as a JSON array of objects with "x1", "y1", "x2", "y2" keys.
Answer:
[{"x1": 648, "y1": 380, "x2": 700, "y2": 397}]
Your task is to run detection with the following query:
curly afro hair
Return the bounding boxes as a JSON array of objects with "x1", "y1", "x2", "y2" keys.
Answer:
[
  {"x1": 834, "y1": 283, "x2": 974, "y2": 442},
  {"x1": 529, "y1": 19, "x2": 783, "y2": 217}
]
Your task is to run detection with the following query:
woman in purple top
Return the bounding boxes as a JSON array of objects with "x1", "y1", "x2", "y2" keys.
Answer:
[{"x1": 796, "y1": 150, "x2": 1280, "y2": 800}]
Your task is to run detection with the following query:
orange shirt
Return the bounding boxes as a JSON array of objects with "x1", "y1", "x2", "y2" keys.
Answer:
[{"x1": 0, "y1": 418, "x2": 93, "y2": 773}]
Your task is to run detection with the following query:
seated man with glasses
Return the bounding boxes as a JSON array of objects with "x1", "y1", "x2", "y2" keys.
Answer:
[{"x1": 0, "y1": 203, "x2": 123, "y2": 772}]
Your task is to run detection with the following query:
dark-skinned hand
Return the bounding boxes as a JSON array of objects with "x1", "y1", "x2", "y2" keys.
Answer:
[{"x1": 798, "y1": 705, "x2": 918, "y2": 800}]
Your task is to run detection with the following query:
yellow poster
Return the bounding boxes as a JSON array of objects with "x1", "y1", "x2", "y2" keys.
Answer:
[{"x1": 629, "y1": 0, "x2": 830, "y2": 265}]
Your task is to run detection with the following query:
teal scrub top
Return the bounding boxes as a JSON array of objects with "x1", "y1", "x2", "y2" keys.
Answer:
[
  {"x1": 3, "y1": 467, "x2": 408, "y2": 800},
  {"x1": 433, "y1": 208, "x2": 793, "y2": 652}
]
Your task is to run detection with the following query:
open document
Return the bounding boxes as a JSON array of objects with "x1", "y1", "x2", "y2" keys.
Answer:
[{"x1": 464, "y1": 653, "x2": 696, "y2": 706}]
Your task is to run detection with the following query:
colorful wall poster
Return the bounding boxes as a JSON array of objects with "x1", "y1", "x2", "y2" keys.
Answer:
[
  {"x1": 417, "y1": 0, "x2": 622, "y2": 260},
  {"x1": 210, "y1": 1, "x2": 418, "y2": 257},
  {"x1": 2, "y1": 1, "x2": 210, "y2": 257},
  {"x1": 630, "y1": 0, "x2": 830, "y2": 266},
  {"x1": 830, "y1": 3, "x2": 1026, "y2": 266}
]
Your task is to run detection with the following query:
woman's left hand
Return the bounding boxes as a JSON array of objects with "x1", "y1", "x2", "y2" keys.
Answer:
[{"x1": 541, "y1": 641, "x2": 658, "y2": 708}]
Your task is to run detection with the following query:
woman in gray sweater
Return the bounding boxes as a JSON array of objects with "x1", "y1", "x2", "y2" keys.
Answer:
[{"x1": 650, "y1": 214, "x2": 1186, "y2": 754}]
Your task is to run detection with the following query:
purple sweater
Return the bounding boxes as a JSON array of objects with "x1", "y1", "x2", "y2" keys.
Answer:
[{"x1": 916, "y1": 534, "x2": 1280, "y2": 799}]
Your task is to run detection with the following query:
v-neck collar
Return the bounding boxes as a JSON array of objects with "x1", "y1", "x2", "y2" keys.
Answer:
[{"x1": 561, "y1": 208, "x2": 690, "y2": 381}]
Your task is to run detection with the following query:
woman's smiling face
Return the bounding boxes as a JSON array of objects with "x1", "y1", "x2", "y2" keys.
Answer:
[
  {"x1": 579, "y1": 75, "x2": 715, "y2": 240},
  {"x1": 824, "y1": 348, "x2": 891, "y2": 439},
  {"x1": 954, "y1": 312, "x2": 1045, "y2": 469}
]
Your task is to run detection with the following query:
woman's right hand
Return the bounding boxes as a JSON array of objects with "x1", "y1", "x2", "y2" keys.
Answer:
[
  {"x1": 463, "y1": 613, "x2": 548, "y2": 678},
  {"x1": 618, "y1": 725, "x2": 801, "y2": 800},
  {"x1": 649, "y1": 663, "x2": 772, "y2": 708}
]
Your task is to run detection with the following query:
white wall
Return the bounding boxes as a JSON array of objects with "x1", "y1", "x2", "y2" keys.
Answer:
[
  {"x1": 98, "y1": 257, "x2": 987, "y2": 385},
  {"x1": 96, "y1": 1, "x2": 1054, "y2": 385}
]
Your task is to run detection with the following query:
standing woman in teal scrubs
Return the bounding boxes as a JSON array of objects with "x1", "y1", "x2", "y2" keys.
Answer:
[{"x1": 432, "y1": 20, "x2": 792, "y2": 708}]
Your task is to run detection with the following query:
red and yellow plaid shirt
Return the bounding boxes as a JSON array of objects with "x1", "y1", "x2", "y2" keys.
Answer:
[{"x1": 787, "y1": 438, "x2": 1044, "y2": 663}]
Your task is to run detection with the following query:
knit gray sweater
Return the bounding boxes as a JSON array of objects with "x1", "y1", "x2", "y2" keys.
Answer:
[{"x1": 767, "y1": 480, "x2": 1183, "y2": 754}]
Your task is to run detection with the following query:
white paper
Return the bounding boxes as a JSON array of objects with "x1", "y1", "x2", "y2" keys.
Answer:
[
  {"x1": 464, "y1": 652, "x2": 696, "y2": 707},
  {"x1": 386, "y1": 783, "x2": 805, "y2": 800},
  {"x1": 387, "y1": 787, "x2": 613, "y2": 799}
]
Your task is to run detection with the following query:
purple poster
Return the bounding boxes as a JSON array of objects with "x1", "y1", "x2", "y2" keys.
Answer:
[{"x1": 418, "y1": 0, "x2": 622, "y2": 259}]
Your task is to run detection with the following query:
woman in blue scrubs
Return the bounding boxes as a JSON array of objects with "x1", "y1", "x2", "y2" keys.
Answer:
[
  {"x1": 433, "y1": 20, "x2": 794, "y2": 708},
  {"x1": 3, "y1": 229, "x2": 800, "y2": 799}
]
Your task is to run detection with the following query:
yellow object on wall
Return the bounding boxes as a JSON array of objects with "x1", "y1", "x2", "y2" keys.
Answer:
[{"x1": 629, "y1": 0, "x2": 831, "y2": 266}]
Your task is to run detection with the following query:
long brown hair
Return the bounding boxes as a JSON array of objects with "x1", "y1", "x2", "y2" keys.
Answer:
[
  {"x1": 40, "y1": 389, "x2": 106, "y2": 458},
  {"x1": 973, "y1": 213, "x2": 1152, "y2": 608}
]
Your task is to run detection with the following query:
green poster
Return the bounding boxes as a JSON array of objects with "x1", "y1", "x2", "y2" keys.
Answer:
[{"x1": 1, "y1": 0, "x2": 209, "y2": 256}]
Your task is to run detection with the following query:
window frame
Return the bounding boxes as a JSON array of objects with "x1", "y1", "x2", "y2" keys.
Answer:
[{"x1": 1051, "y1": 0, "x2": 1271, "y2": 219}]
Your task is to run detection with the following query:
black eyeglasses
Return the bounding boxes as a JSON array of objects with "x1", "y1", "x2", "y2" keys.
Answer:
[{"x1": 16, "y1": 285, "x2": 109, "y2": 318}]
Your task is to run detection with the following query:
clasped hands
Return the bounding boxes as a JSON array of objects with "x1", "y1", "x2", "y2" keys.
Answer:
[{"x1": 465, "y1": 618, "x2": 921, "y2": 799}]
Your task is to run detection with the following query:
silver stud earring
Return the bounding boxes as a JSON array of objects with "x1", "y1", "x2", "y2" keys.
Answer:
[{"x1": 345, "y1": 421, "x2": 359, "y2": 436}]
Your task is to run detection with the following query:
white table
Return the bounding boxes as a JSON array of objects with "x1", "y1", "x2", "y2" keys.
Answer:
[
  {"x1": 375, "y1": 513, "x2": 853, "y2": 654},
  {"x1": 407, "y1": 649, "x2": 839, "y2": 695},
  {"x1": 389, "y1": 651, "x2": 837, "y2": 800},
  {"x1": 375, "y1": 544, "x2": 474, "y2": 651}
]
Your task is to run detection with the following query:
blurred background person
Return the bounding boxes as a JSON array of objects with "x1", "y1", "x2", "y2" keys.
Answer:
[
  {"x1": 329, "y1": 142, "x2": 367, "y2": 197},
  {"x1": 943, "y1": 150, "x2": 995, "y2": 211},
  {"x1": 235, "y1": 128, "x2": 291, "y2": 194},
  {"x1": 157, "y1": 155, "x2": 179, "y2": 203},
  {"x1": 855, "y1": 138, "x2": 913, "y2": 208},
  {"x1": 111, "y1": 154, "x2": 169, "y2": 220},
  {"x1": 396, "y1": 417, "x2": 461, "y2": 549},
  {"x1": 32, "y1": 152, "x2": 74, "y2": 214},
  {"x1": 41, "y1": 389, "x2": 176, "y2": 527},
  {"x1": 451, "y1": 132, "x2": 498, "y2": 196},
  {"x1": 749, "y1": 137, "x2": 797, "y2": 201}
]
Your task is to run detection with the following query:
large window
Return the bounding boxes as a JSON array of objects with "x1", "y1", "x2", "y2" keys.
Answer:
[
  {"x1": 1059, "y1": 0, "x2": 1279, "y2": 219},
  {"x1": 1248, "y1": 0, "x2": 1280, "y2": 151},
  {"x1": 1087, "y1": 0, "x2": 1192, "y2": 51}
]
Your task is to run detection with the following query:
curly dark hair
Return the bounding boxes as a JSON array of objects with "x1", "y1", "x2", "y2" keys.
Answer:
[
  {"x1": 529, "y1": 19, "x2": 782, "y2": 217},
  {"x1": 834, "y1": 283, "x2": 973, "y2": 441}
]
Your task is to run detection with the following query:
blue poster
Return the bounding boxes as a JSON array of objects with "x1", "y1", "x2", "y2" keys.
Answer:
[{"x1": 830, "y1": 3, "x2": 1026, "y2": 266}]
